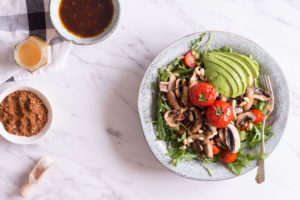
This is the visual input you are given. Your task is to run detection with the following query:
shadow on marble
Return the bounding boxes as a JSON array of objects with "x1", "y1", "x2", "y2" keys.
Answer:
[{"x1": 103, "y1": 66, "x2": 166, "y2": 173}]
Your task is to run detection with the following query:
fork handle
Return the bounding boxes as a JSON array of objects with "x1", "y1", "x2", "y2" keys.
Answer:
[
  {"x1": 255, "y1": 119, "x2": 266, "y2": 184},
  {"x1": 256, "y1": 159, "x2": 265, "y2": 183}
]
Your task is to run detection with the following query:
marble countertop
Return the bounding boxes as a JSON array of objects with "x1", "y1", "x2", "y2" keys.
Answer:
[{"x1": 0, "y1": 0, "x2": 299, "y2": 199}]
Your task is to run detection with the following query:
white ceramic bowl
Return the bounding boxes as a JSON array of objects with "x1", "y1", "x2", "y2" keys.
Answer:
[
  {"x1": 50, "y1": 0, "x2": 120, "y2": 45},
  {"x1": 0, "y1": 86, "x2": 53, "y2": 144}
]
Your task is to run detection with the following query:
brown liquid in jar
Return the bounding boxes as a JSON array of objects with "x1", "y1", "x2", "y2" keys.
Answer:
[{"x1": 59, "y1": 0, "x2": 114, "y2": 38}]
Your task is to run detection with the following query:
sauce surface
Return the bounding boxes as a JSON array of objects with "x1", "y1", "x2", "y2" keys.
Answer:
[
  {"x1": 59, "y1": 0, "x2": 114, "y2": 38},
  {"x1": 18, "y1": 42, "x2": 41, "y2": 67}
]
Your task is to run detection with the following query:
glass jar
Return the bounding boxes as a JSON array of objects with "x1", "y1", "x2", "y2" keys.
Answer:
[{"x1": 14, "y1": 36, "x2": 51, "y2": 72}]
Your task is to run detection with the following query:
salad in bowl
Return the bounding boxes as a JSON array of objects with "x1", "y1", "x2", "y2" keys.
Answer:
[{"x1": 155, "y1": 33, "x2": 274, "y2": 175}]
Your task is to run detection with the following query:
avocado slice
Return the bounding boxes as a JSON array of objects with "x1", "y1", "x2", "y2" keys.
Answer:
[
  {"x1": 222, "y1": 52, "x2": 259, "y2": 79},
  {"x1": 205, "y1": 69, "x2": 233, "y2": 97},
  {"x1": 215, "y1": 52, "x2": 254, "y2": 87},
  {"x1": 203, "y1": 53, "x2": 243, "y2": 97},
  {"x1": 213, "y1": 53, "x2": 247, "y2": 94}
]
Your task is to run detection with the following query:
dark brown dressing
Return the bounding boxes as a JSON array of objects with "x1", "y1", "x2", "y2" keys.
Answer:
[{"x1": 59, "y1": 0, "x2": 114, "y2": 38}]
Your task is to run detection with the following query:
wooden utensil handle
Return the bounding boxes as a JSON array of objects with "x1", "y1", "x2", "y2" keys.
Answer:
[{"x1": 19, "y1": 182, "x2": 35, "y2": 197}]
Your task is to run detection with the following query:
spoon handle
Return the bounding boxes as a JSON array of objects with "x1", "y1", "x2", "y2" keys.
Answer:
[
  {"x1": 19, "y1": 182, "x2": 35, "y2": 197},
  {"x1": 255, "y1": 119, "x2": 266, "y2": 184}
]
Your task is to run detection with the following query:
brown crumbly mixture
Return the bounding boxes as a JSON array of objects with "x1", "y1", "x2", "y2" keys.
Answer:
[{"x1": 0, "y1": 90, "x2": 48, "y2": 137}]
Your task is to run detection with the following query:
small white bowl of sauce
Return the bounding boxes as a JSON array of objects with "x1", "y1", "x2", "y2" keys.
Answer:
[{"x1": 50, "y1": 0, "x2": 120, "y2": 45}]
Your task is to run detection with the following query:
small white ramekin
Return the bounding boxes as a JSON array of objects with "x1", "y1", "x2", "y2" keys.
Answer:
[
  {"x1": 0, "y1": 86, "x2": 53, "y2": 144},
  {"x1": 49, "y1": 0, "x2": 120, "y2": 45}
]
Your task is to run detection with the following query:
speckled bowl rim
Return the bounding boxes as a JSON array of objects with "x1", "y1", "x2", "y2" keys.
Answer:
[{"x1": 138, "y1": 31, "x2": 289, "y2": 181}]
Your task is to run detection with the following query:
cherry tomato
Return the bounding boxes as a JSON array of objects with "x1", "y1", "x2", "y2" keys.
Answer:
[
  {"x1": 206, "y1": 100, "x2": 233, "y2": 128},
  {"x1": 239, "y1": 126, "x2": 248, "y2": 131},
  {"x1": 221, "y1": 149, "x2": 237, "y2": 163},
  {"x1": 184, "y1": 51, "x2": 197, "y2": 68},
  {"x1": 251, "y1": 109, "x2": 264, "y2": 124},
  {"x1": 189, "y1": 83, "x2": 217, "y2": 107},
  {"x1": 212, "y1": 145, "x2": 221, "y2": 155}
]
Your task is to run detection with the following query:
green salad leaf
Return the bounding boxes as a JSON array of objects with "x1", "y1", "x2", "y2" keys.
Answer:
[
  {"x1": 227, "y1": 152, "x2": 267, "y2": 175},
  {"x1": 167, "y1": 59, "x2": 193, "y2": 79},
  {"x1": 253, "y1": 100, "x2": 268, "y2": 115},
  {"x1": 246, "y1": 124, "x2": 274, "y2": 149},
  {"x1": 159, "y1": 68, "x2": 171, "y2": 82},
  {"x1": 191, "y1": 33, "x2": 206, "y2": 55}
]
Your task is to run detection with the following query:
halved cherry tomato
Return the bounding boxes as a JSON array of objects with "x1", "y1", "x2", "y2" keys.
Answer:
[
  {"x1": 189, "y1": 83, "x2": 217, "y2": 107},
  {"x1": 221, "y1": 149, "x2": 237, "y2": 163},
  {"x1": 184, "y1": 51, "x2": 197, "y2": 68},
  {"x1": 212, "y1": 145, "x2": 221, "y2": 155},
  {"x1": 251, "y1": 109, "x2": 264, "y2": 124},
  {"x1": 206, "y1": 100, "x2": 233, "y2": 128}
]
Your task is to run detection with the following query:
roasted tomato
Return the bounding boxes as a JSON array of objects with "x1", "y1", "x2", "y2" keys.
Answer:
[
  {"x1": 206, "y1": 100, "x2": 233, "y2": 128},
  {"x1": 221, "y1": 149, "x2": 237, "y2": 163},
  {"x1": 189, "y1": 83, "x2": 217, "y2": 107},
  {"x1": 251, "y1": 109, "x2": 264, "y2": 124},
  {"x1": 212, "y1": 145, "x2": 221, "y2": 155},
  {"x1": 239, "y1": 126, "x2": 248, "y2": 131},
  {"x1": 184, "y1": 51, "x2": 197, "y2": 68}
]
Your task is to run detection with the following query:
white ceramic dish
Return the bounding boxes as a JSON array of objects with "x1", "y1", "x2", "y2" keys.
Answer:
[
  {"x1": 0, "y1": 86, "x2": 53, "y2": 144},
  {"x1": 49, "y1": 0, "x2": 120, "y2": 45}
]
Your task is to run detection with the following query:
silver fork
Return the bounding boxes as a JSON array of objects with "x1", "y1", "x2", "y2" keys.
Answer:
[{"x1": 255, "y1": 72, "x2": 274, "y2": 184}]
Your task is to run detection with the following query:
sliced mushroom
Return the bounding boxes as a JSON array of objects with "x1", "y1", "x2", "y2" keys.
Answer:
[
  {"x1": 224, "y1": 124, "x2": 241, "y2": 153},
  {"x1": 253, "y1": 88, "x2": 272, "y2": 101},
  {"x1": 243, "y1": 87, "x2": 272, "y2": 110},
  {"x1": 163, "y1": 110, "x2": 181, "y2": 128},
  {"x1": 167, "y1": 69, "x2": 176, "y2": 91},
  {"x1": 190, "y1": 109, "x2": 203, "y2": 133},
  {"x1": 158, "y1": 70, "x2": 176, "y2": 92},
  {"x1": 203, "y1": 122, "x2": 217, "y2": 133},
  {"x1": 204, "y1": 131, "x2": 218, "y2": 139},
  {"x1": 204, "y1": 140, "x2": 213, "y2": 159},
  {"x1": 243, "y1": 87, "x2": 255, "y2": 110},
  {"x1": 175, "y1": 79, "x2": 182, "y2": 97},
  {"x1": 186, "y1": 133, "x2": 206, "y2": 147},
  {"x1": 192, "y1": 140, "x2": 203, "y2": 152},
  {"x1": 179, "y1": 85, "x2": 189, "y2": 106},
  {"x1": 235, "y1": 107, "x2": 243, "y2": 114},
  {"x1": 189, "y1": 67, "x2": 202, "y2": 88},
  {"x1": 166, "y1": 91, "x2": 181, "y2": 110},
  {"x1": 235, "y1": 111, "x2": 256, "y2": 127},
  {"x1": 230, "y1": 99, "x2": 238, "y2": 120},
  {"x1": 159, "y1": 82, "x2": 169, "y2": 92},
  {"x1": 214, "y1": 137, "x2": 223, "y2": 148},
  {"x1": 175, "y1": 79, "x2": 189, "y2": 106},
  {"x1": 218, "y1": 128, "x2": 227, "y2": 146}
]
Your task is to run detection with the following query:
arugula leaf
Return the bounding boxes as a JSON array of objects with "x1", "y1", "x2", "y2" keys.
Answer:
[
  {"x1": 167, "y1": 146, "x2": 198, "y2": 167},
  {"x1": 191, "y1": 33, "x2": 206, "y2": 55},
  {"x1": 156, "y1": 92, "x2": 166, "y2": 140},
  {"x1": 167, "y1": 59, "x2": 193, "y2": 79},
  {"x1": 245, "y1": 124, "x2": 274, "y2": 149},
  {"x1": 159, "y1": 68, "x2": 171, "y2": 82},
  {"x1": 227, "y1": 152, "x2": 267, "y2": 175},
  {"x1": 220, "y1": 45, "x2": 232, "y2": 52}
]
